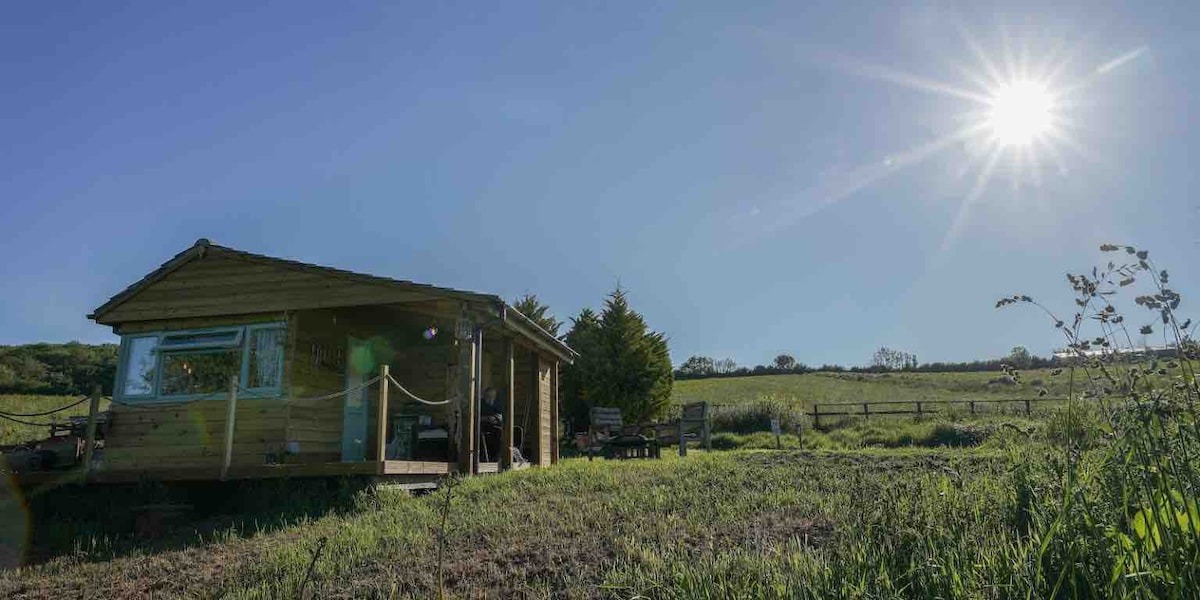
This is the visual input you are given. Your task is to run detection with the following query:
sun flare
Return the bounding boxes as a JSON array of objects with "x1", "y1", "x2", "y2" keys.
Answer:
[{"x1": 986, "y1": 80, "x2": 1055, "y2": 147}]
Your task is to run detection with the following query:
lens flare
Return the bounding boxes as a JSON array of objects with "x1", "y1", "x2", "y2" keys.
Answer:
[{"x1": 987, "y1": 81, "x2": 1055, "y2": 146}]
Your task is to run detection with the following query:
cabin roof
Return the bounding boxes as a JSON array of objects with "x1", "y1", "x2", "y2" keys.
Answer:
[{"x1": 89, "y1": 238, "x2": 576, "y2": 361}]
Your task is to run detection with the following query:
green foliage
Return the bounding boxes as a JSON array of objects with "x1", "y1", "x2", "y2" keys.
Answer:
[
  {"x1": 772, "y1": 353, "x2": 797, "y2": 370},
  {"x1": 1008, "y1": 345, "x2": 1034, "y2": 369},
  {"x1": 871, "y1": 346, "x2": 918, "y2": 370},
  {"x1": 561, "y1": 287, "x2": 673, "y2": 425},
  {"x1": 0, "y1": 342, "x2": 117, "y2": 396},
  {"x1": 509, "y1": 293, "x2": 562, "y2": 337}
]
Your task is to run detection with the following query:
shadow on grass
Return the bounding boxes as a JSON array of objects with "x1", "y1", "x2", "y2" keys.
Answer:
[{"x1": 6, "y1": 476, "x2": 375, "y2": 567}]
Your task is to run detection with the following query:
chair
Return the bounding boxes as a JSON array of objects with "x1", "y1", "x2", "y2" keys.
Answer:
[
  {"x1": 587, "y1": 406, "x2": 654, "y2": 460},
  {"x1": 654, "y1": 402, "x2": 711, "y2": 456}
]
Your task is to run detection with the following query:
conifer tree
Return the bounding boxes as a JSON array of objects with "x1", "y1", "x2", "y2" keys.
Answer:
[{"x1": 561, "y1": 287, "x2": 673, "y2": 426}]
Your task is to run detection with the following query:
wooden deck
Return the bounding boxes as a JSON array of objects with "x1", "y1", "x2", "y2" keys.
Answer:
[{"x1": 12, "y1": 459, "x2": 456, "y2": 487}]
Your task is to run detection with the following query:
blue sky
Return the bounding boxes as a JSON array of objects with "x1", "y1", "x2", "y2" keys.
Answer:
[{"x1": 2, "y1": 1, "x2": 1197, "y2": 367}]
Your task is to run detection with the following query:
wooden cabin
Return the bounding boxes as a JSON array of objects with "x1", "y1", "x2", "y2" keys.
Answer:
[{"x1": 85, "y1": 239, "x2": 575, "y2": 482}]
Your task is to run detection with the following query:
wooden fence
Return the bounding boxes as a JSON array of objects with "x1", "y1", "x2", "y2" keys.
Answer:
[{"x1": 810, "y1": 397, "x2": 1068, "y2": 427}]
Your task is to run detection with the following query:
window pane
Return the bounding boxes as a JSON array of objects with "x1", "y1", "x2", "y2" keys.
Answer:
[
  {"x1": 160, "y1": 349, "x2": 241, "y2": 396},
  {"x1": 248, "y1": 328, "x2": 284, "y2": 389},
  {"x1": 161, "y1": 330, "x2": 240, "y2": 349},
  {"x1": 123, "y1": 337, "x2": 158, "y2": 396}
]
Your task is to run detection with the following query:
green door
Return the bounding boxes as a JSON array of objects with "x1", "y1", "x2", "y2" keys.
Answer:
[{"x1": 342, "y1": 337, "x2": 369, "y2": 462}]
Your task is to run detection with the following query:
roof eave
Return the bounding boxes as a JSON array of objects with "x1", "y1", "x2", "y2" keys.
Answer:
[{"x1": 500, "y1": 303, "x2": 577, "y2": 364}]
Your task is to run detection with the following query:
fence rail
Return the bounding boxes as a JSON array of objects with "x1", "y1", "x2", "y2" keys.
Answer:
[
  {"x1": 701, "y1": 396, "x2": 1081, "y2": 429},
  {"x1": 810, "y1": 397, "x2": 1068, "y2": 426}
]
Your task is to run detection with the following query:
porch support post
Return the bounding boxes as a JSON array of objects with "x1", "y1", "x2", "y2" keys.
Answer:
[
  {"x1": 551, "y1": 360, "x2": 560, "y2": 464},
  {"x1": 458, "y1": 327, "x2": 479, "y2": 475},
  {"x1": 376, "y1": 364, "x2": 390, "y2": 462},
  {"x1": 502, "y1": 338, "x2": 515, "y2": 469},
  {"x1": 472, "y1": 327, "x2": 484, "y2": 474}
]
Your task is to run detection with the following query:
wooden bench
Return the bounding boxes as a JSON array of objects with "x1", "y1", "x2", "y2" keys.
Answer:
[
  {"x1": 586, "y1": 407, "x2": 655, "y2": 460},
  {"x1": 653, "y1": 402, "x2": 711, "y2": 456}
]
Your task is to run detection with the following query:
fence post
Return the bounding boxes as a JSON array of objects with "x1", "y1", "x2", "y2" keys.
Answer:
[
  {"x1": 377, "y1": 364, "x2": 390, "y2": 462},
  {"x1": 221, "y1": 375, "x2": 239, "y2": 481},
  {"x1": 678, "y1": 405, "x2": 687, "y2": 457},
  {"x1": 915, "y1": 401, "x2": 923, "y2": 420},
  {"x1": 83, "y1": 384, "x2": 101, "y2": 477},
  {"x1": 863, "y1": 403, "x2": 869, "y2": 419},
  {"x1": 1024, "y1": 399, "x2": 1031, "y2": 416},
  {"x1": 969, "y1": 401, "x2": 976, "y2": 415},
  {"x1": 812, "y1": 405, "x2": 821, "y2": 429}
]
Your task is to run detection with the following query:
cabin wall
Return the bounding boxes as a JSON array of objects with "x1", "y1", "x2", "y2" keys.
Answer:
[
  {"x1": 105, "y1": 400, "x2": 288, "y2": 470},
  {"x1": 106, "y1": 314, "x2": 292, "y2": 471},
  {"x1": 284, "y1": 308, "x2": 347, "y2": 462},
  {"x1": 286, "y1": 306, "x2": 460, "y2": 463}
]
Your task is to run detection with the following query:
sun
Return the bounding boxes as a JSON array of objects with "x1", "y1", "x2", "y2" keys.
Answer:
[{"x1": 986, "y1": 80, "x2": 1056, "y2": 147}]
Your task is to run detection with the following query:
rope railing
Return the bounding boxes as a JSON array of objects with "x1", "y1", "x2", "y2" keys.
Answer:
[
  {"x1": 385, "y1": 373, "x2": 451, "y2": 406},
  {"x1": 0, "y1": 394, "x2": 91, "y2": 418}
]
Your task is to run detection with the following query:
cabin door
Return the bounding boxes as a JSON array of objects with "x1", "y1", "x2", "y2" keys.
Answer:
[{"x1": 342, "y1": 337, "x2": 370, "y2": 462}]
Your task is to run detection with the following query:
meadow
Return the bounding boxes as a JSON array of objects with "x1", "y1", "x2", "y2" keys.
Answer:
[
  {"x1": 670, "y1": 369, "x2": 1069, "y2": 410},
  {"x1": 0, "y1": 395, "x2": 109, "y2": 447},
  {"x1": 2, "y1": 355, "x2": 1197, "y2": 599},
  {"x1": 0, "y1": 448, "x2": 1059, "y2": 598}
]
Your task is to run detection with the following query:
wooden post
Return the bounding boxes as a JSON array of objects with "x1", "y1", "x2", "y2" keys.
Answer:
[
  {"x1": 83, "y1": 384, "x2": 101, "y2": 476},
  {"x1": 863, "y1": 403, "x2": 869, "y2": 419},
  {"x1": 457, "y1": 327, "x2": 478, "y2": 475},
  {"x1": 551, "y1": 360, "x2": 560, "y2": 464},
  {"x1": 1024, "y1": 399, "x2": 1031, "y2": 416},
  {"x1": 502, "y1": 339, "x2": 515, "y2": 470},
  {"x1": 969, "y1": 401, "x2": 976, "y2": 415},
  {"x1": 915, "y1": 401, "x2": 923, "y2": 419},
  {"x1": 812, "y1": 404, "x2": 821, "y2": 429},
  {"x1": 221, "y1": 375, "x2": 239, "y2": 481},
  {"x1": 472, "y1": 328, "x2": 484, "y2": 474},
  {"x1": 377, "y1": 364, "x2": 390, "y2": 462},
  {"x1": 678, "y1": 406, "x2": 687, "y2": 457}
]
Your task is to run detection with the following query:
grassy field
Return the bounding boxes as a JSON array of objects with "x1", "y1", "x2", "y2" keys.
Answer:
[
  {"x1": 1, "y1": 449, "x2": 1037, "y2": 598},
  {"x1": 0, "y1": 395, "x2": 110, "y2": 446},
  {"x1": 3, "y1": 366, "x2": 1197, "y2": 598},
  {"x1": 671, "y1": 369, "x2": 1072, "y2": 410}
]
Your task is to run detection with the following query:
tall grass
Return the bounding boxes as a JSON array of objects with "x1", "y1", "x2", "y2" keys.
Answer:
[{"x1": 995, "y1": 244, "x2": 1200, "y2": 597}]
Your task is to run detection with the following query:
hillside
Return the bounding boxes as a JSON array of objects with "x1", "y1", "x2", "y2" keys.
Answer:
[{"x1": 671, "y1": 369, "x2": 1068, "y2": 410}]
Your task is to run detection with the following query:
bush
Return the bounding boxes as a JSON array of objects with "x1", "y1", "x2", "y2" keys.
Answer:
[{"x1": 710, "y1": 395, "x2": 804, "y2": 434}]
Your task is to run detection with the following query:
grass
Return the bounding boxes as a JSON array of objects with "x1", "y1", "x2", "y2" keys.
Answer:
[
  {"x1": 1, "y1": 399, "x2": 1196, "y2": 598},
  {"x1": 2, "y1": 449, "x2": 1021, "y2": 598},
  {"x1": 0, "y1": 394, "x2": 109, "y2": 446},
  {"x1": 671, "y1": 369, "x2": 1070, "y2": 411}
]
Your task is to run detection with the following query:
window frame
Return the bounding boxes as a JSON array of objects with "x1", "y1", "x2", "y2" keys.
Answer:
[{"x1": 115, "y1": 323, "x2": 287, "y2": 404}]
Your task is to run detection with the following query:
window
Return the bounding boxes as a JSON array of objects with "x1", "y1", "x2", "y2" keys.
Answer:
[
  {"x1": 117, "y1": 323, "x2": 286, "y2": 402},
  {"x1": 122, "y1": 336, "x2": 158, "y2": 396},
  {"x1": 247, "y1": 326, "x2": 284, "y2": 389},
  {"x1": 160, "y1": 347, "x2": 243, "y2": 396}
]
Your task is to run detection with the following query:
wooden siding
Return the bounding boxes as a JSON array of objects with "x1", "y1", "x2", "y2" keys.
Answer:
[
  {"x1": 98, "y1": 300, "x2": 553, "y2": 475},
  {"x1": 98, "y1": 254, "x2": 436, "y2": 324},
  {"x1": 104, "y1": 399, "x2": 288, "y2": 470}
]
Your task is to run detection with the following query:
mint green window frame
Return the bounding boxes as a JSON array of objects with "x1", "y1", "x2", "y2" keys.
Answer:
[{"x1": 115, "y1": 323, "x2": 286, "y2": 404}]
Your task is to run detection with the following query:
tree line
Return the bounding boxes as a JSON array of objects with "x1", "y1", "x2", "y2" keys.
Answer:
[
  {"x1": 675, "y1": 346, "x2": 1056, "y2": 380},
  {"x1": 0, "y1": 342, "x2": 119, "y2": 396}
]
